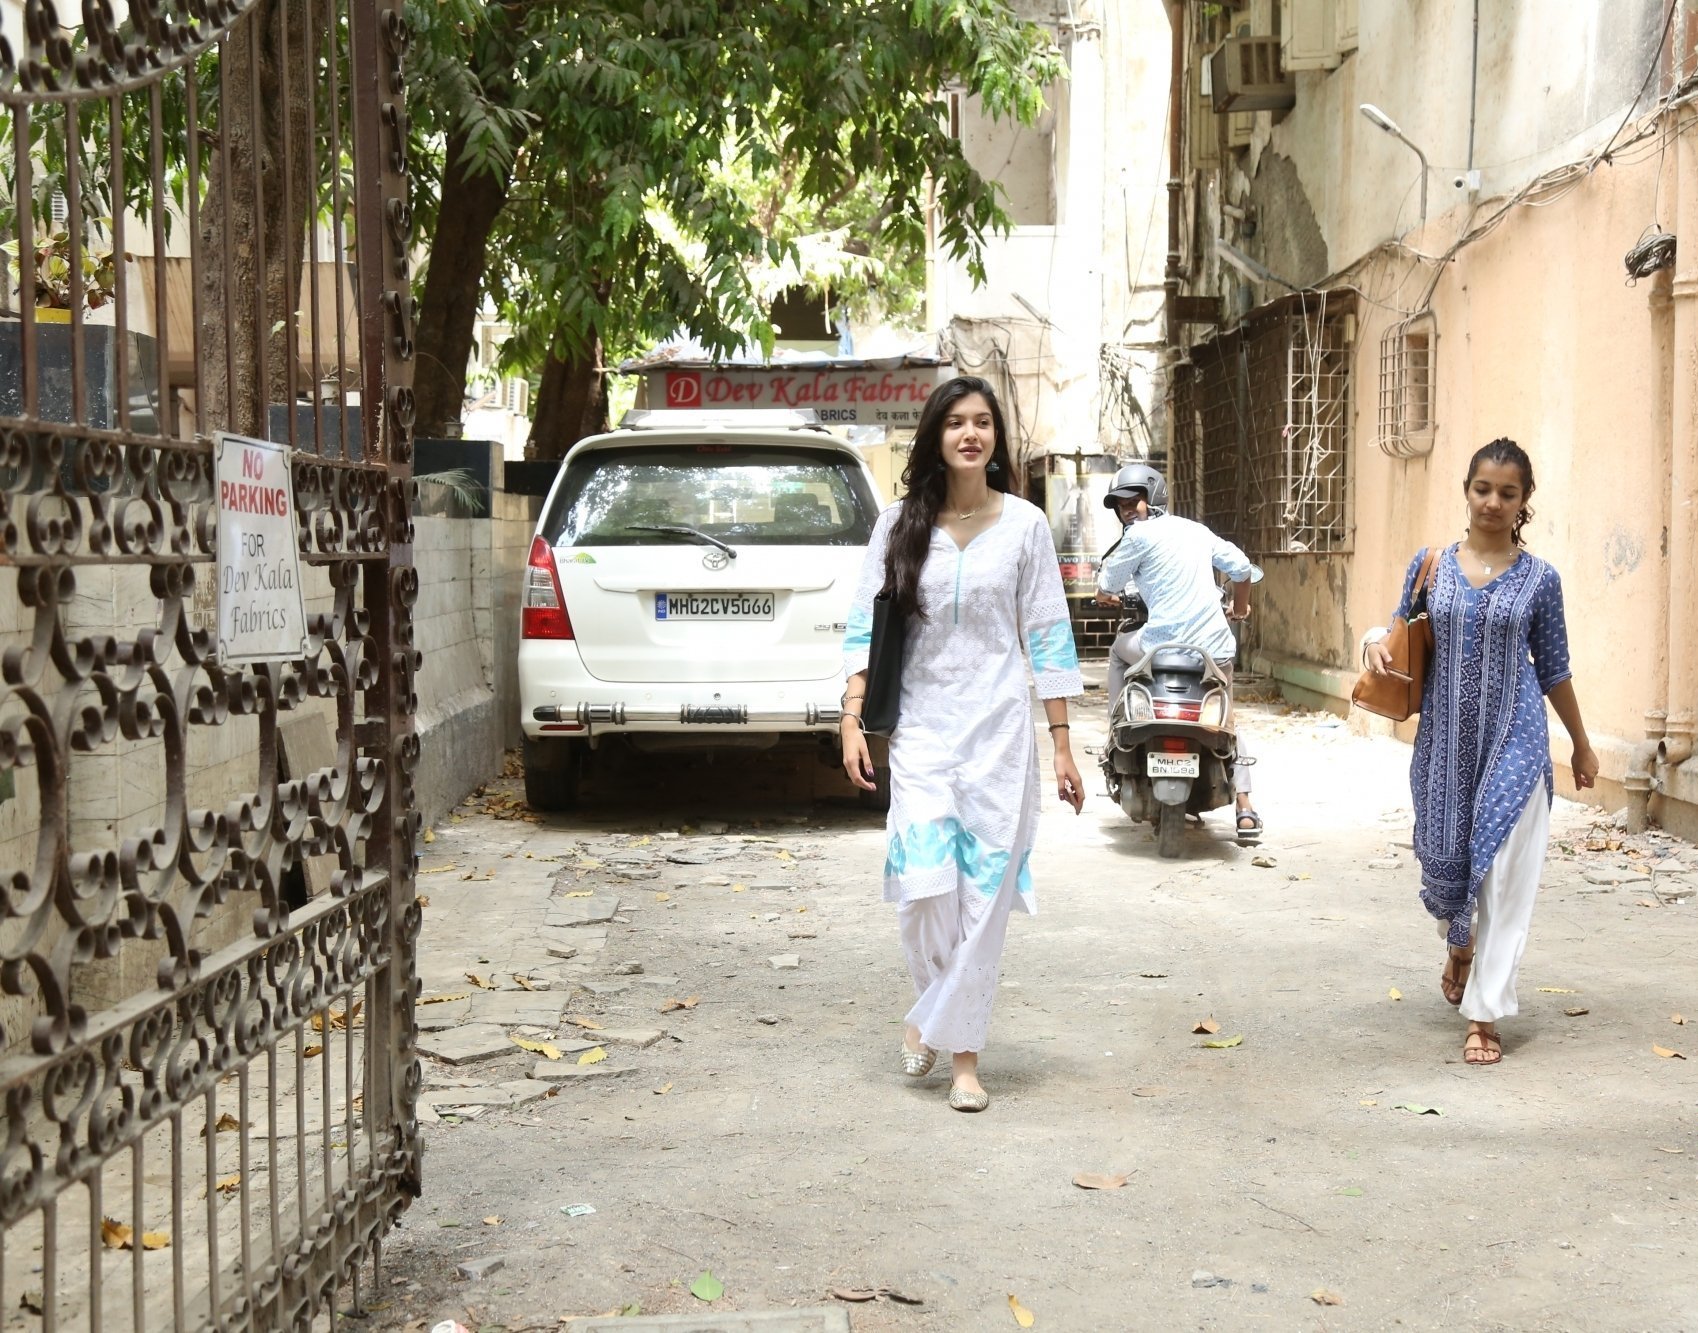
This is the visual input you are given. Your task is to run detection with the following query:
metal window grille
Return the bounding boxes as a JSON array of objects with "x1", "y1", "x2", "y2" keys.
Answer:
[
  {"x1": 1168, "y1": 364, "x2": 1203, "y2": 518},
  {"x1": 1183, "y1": 293, "x2": 1355, "y2": 557},
  {"x1": 1377, "y1": 311, "x2": 1437, "y2": 458}
]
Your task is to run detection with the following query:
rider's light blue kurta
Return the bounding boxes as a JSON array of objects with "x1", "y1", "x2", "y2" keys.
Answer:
[
  {"x1": 844, "y1": 496, "x2": 1082, "y2": 915},
  {"x1": 1394, "y1": 545, "x2": 1572, "y2": 948}
]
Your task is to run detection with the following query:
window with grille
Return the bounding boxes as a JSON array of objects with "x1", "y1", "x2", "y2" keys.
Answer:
[
  {"x1": 1180, "y1": 293, "x2": 1354, "y2": 556},
  {"x1": 1377, "y1": 311, "x2": 1436, "y2": 458}
]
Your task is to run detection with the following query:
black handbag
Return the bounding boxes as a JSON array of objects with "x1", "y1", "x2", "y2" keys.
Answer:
[{"x1": 859, "y1": 590, "x2": 906, "y2": 737}]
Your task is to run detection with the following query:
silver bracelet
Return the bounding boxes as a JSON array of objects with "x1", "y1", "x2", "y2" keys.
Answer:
[{"x1": 840, "y1": 711, "x2": 864, "y2": 727}]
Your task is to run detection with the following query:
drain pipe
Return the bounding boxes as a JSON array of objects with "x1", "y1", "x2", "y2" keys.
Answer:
[
  {"x1": 1625, "y1": 710, "x2": 1667, "y2": 833},
  {"x1": 1163, "y1": 0, "x2": 1184, "y2": 353},
  {"x1": 1663, "y1": 103, "x2": 1698, "y2": 814}
]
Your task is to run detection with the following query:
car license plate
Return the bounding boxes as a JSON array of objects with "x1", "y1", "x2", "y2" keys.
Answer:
[
  {"x1": 655, "y1": 592, "x2": 775, "y2": 621},
  {"x1": 1147, "y1": 752, "x2": 1200, "y2": 778}
]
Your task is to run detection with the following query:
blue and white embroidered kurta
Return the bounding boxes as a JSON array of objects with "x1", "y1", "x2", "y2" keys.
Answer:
[
  {"x1": 844, "y1": 496, "x2": 1082, "y2": 916},
  {"x1": 1394, "y1": 546, "x2": 1572, "y2": 949}
]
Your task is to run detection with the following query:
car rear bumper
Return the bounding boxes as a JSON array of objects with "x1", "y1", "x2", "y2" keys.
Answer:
[{"x1": 519, "y1": 644, "x2": 844, "y2": 739}]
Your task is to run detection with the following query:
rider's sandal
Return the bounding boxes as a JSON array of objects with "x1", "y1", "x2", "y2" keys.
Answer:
[
  {"x1": 1235, "y1": 809, "x2": 1264, "y2": 844},
  {"x1": 1440, "y1": 947, "x2": 1473, "y2": 1007}
]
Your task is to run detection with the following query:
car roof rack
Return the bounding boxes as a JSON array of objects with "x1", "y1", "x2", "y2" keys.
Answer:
[{"x1": 618, "y1": 408, "x2": 827, "y2": 432}]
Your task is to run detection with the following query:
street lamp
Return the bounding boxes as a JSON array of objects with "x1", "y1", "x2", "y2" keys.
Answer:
[{"x1": 1359, "y1": 103, "x2": 1429, "y2": 235}]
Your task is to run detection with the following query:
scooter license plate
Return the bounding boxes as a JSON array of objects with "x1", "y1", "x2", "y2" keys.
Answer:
[{"x1": 1147, "y1": 752, "x2": 1201, "y2": 779}]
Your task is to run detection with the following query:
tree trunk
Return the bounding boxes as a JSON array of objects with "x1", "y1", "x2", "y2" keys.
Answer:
[
  {"x1": 199, "y1": 0, "x2": 315, "y2": 438},
  {"x1": 526, "y1": 345, "x2": 607, "y2": 461},
  {"x1": 411, "y1": 130, "x2": 513, "y2": 437}
]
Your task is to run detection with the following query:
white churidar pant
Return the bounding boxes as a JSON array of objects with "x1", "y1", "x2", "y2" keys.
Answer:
[
  {"x1": 1436, "y1": 785, "x2": 1551, "y2": 1023},
  {"x1": 898, "y1": 867, "x2": 1022, "y2": 1055}
]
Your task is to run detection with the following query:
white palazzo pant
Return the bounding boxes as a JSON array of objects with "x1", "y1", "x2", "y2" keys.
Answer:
[
  {"x1": 898, "y1": 872, "x2": 1022, "y2": 1055},
  {"x1": 1437, "y1": 786, "x2": 1551, "y2": 1023}
]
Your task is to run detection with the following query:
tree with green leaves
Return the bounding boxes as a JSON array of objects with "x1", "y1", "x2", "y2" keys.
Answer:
[{"x1": 406, "y1": 0, "x2": 1063, "y2": 456}]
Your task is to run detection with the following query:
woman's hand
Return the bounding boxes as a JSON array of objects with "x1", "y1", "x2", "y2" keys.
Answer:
[
  {"x1": 1571, "y1": 742, "x2": 1600, "y2": 790},
  {"x1": 841, "y1": 724, "x2": 878, "y2": 792},
  {"x1": 1054, "y1": 746, "x2": 1085, "y2": 814},
  {"x1": 1364, "y1": 640, "x2": 1395, "y2": 675}
]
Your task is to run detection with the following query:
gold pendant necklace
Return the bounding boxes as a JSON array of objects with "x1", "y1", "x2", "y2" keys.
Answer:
[{"x1": 955, "y1": 496, "x2": 989, "y2": 520}]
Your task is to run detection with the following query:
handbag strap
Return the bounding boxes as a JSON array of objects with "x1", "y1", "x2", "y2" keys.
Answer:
[{"x1": 1410, "y1": 544, "x2": 1442, "y2": 607}]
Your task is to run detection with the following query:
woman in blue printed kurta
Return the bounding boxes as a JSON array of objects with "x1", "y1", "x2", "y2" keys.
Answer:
[
  {"x1": 840, "y1": 376, "x2": 1083, "y2": 1112},
  {"x1": 1368, "y1": 439, "x2": 1597, "y2": 1066}
]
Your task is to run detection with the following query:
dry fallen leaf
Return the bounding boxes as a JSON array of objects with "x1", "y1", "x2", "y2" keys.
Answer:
[
  {"x1": 1359, "y1": 1099, "x2": 1378, "y2": 1107},
  {"x1": 561, "y1": 890, "x2": 594, "y2": 899},
  {"x1": 654, "y1": 1082, "x2": 673, "y2": 1095},
  {"x1": 659, "y1": 996, "x2": 700, "y2": 1014},
  {"x1": 1565, "y1": 1007, "x2": 1590, "y2": 1017},
  {"x1": 418, "y1": 864, "x2": 457, "y2": 875},
  {"x1": 1129, "y1": 1085, "x2": 1169, "y2": 1097},
  {"x1": 513, "y1": 974, "x2": 536, "y2": 992},
  {"x1": 1388, "y1": 987, "x2": 1403, "y2": 1001},
  {"x1": 1652, "y1": 1045, "x2": 1686, "y2": 1060},
  {"x1": 214, "y1": 1112, "x2": 240, "y2": 1133},
  {"x1": 655, "y1": 892, "x2": 670, "y2": 902},
  {"x1": 414, "y1": 894, "x2": 430, "y2": 909},
  {"x1": 215, "y1": 1173, "x2": 241, "y2": 1195},
  {"x1": 1311, "y1": 1288, "x2": 1345, "y2": 1306},
  {"x1": 419, "y1": 992, "x2": 469, "y2": 1005},
  {"x1": 565, "y1": 1015, "x2": 604, "y2": 1030},
  {"x1": 483, "y1": 1215, "x2": 502, "y2": 1226},
  {"x1": 460, "y1": 869, "x2": 495, "y2": 882},
  {"x1": 732, "y1": 883, "x2": 748, "y2": 893},
  {"x1": 465, "y1": 973, "x2": 496, "y2": 990},
  {"x1": 1138, "y1": 971, "x2": 1168, "y2": 978},
  {"x1": 1673, "y1": 1014, "x2": 1687, "y2": 1026},
  {"x1": 422, "y1": 829, "x2": 435, "y2": 844},
  {"x1": 1201, "y1": 1034, "x2": 1244, "y2": 1049},
  {"x1": 1071, "y1": 1172, "x2": 1129, "y2": 1190},
  {"x1": 302, "y1": 1044, "x2": 323, "y2": 1059},
  {"x1": 1537, "y1": 987, "x2": 1579, "y2": 994},
  {"x1": 101, "y1": 1218, "x2": 131, "y2": 1249},
  {"x1": 831, "y1": 1289, "x2": 878, "y2": 1303},
  {"x1": 1657, "y1": 1146, "x2": 1685, "y2": 1154},
  {"x1": 1192, "y1": 1017, "x2": 1221, "y2": 1035},
  {"x1": 512, "y1": 1036, "x2": 562, "y2": 1061},
  {"x1": 1008, "y1": 1293, "x2": 1035, "y2": 1327},
  {"x1": 577, "y1": 1047, "x2": 608, "y2": 1066}
]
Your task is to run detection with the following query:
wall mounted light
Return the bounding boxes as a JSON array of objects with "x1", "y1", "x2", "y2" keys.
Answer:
[{"x1": 1359, "y1": 102, "x2": 1429, "y2": 235}]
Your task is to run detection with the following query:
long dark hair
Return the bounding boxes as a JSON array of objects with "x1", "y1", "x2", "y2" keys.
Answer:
[
  {"x1": 883, "y1": 376, "x2": 1018, "y2": 618},
  {"x1": 1466, "y1": 436, "x2": 1536, "y2": 546}
]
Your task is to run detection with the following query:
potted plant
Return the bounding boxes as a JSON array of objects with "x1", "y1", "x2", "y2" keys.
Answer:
[{"x1": 3, "y1": 225, "x2": 118, "y2": 321}]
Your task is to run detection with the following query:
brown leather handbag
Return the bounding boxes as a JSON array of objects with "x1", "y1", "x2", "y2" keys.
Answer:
[{"x1": 1351, "y1": 546, "x2": 1442, "y2": 721}]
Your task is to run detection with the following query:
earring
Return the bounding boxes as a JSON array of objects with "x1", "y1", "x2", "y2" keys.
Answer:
[{"x1": 986, "y1": 460, "x2": 1002, "y2": 474}]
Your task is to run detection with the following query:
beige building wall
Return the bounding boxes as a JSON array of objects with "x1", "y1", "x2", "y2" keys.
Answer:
[{"x1": 1166, "y1": 0, "x2": 1698, "y2": 834}]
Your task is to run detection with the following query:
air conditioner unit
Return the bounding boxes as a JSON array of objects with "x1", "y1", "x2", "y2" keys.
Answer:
[
  {"x1": 1209, "y1": 37, "x2": 1295, "y2": 114},
  {"x1": 1283, "y1": 0, "x2": 1341, "y2": 71},
  {"x1": 1336, "y1": 0, "x2": 1359, "y2": 52}
]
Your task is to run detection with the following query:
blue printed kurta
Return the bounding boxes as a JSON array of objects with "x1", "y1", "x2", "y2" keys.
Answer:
[
  {"x1": 1394, "y1": 546, "x2": 1572, "y2": 948},
  {"x1": 844, "y1": 496, "x2": 1082, "y2": 915}
]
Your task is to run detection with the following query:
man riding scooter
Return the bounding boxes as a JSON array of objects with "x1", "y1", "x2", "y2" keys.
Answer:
[{"x1": 1094, "y1": 463, "x2": 1263, "y2": 843}]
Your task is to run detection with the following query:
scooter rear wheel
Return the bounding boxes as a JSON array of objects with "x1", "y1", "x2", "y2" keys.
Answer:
[{"x1": 1157, "y1": 802, "x2": 1185, "y2": 859}]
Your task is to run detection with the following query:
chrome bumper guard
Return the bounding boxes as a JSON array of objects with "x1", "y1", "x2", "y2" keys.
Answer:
[{"x1": 532, "y1": 703, "x2": 843, "y2": 727}]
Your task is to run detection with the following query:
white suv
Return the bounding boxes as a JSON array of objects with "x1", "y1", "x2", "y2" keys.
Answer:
[{"x1": 517, "y1": 410, "x2": 883, "y2": 809}]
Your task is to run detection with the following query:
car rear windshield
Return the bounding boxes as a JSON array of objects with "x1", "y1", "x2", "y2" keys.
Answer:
[{"x1": 542, "y1": 443, "x2": 879, "y2": 547}]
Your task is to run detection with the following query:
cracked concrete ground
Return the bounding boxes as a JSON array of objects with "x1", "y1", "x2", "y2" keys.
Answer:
[{"x1": 373, "y1": 691, "x2": 1698, "y2": 1332}]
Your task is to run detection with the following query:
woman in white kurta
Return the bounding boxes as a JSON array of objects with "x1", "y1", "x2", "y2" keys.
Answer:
[{"x1": 840, "y1": 376, "x2": 1084, "y2": 1113}]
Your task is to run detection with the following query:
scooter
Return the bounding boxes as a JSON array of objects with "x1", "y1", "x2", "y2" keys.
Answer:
[{"x1": 1099, "y1": 608, "x2": 1244, "y2": 859}]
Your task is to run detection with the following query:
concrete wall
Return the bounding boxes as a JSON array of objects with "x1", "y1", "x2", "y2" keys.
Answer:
[{"x1": 0, "y1": 441, "x2": 533, "y2": 1052}]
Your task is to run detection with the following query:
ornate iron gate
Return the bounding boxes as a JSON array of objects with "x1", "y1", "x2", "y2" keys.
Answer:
[{"x1": 0, "y1": 0, "x2": 420, "y2": 1326}]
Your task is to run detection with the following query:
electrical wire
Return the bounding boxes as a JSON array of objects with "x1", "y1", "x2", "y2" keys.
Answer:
[{"x1": 1590, "y1": 0, "x2": 1682, "y2": 171}]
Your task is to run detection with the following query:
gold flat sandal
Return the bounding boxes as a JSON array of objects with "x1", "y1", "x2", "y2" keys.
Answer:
[
  {"x1": 948, "y1": 1084, "x2": 990, "y2": 1112},
  {"x1": 899, "y1": 1043, "x2": 937, "y2": 1077}
]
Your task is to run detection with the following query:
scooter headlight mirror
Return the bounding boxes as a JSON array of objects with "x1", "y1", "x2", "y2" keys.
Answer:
[{"x1": 1199, "y1": 690, "x2": 1227, "y2": 727}]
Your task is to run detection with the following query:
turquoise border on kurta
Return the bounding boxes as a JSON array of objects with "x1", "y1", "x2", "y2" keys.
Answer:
[{"x1": 885, "y1": 818, "x2": 1032, "y2": 897}]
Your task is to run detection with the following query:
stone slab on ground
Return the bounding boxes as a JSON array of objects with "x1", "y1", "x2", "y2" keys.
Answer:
[
  {"x1": 466, "y1": 992, "x2": 567, "y2": 1025},
  {"x1": 495, "y1": 1079, "x2": 556, "y2": 1105},
  {"x1": 546, "y1": 894, "x2": 621, "y2": 926},
  {"x1": 572, "y1": 1312, "x2": 849, "y2": 1332},
  {"x1": 417, "y1": 1024, "x2": 515, "y2": 1066},
  {"x1": 420, "y1": 1087, "x2": 518, "y2": 1109},
  {"x1": 528, "y1": 1062, "x2": 640, "y2": 1082},
  {"x1": 592, "y1": 1028, "x2": 665, "y2": 1048}
]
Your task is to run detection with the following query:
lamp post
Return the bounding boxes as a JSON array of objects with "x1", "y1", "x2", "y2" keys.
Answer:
[{"x1": 1359, "y1": 103, "x2": 1429, "y2": 235}]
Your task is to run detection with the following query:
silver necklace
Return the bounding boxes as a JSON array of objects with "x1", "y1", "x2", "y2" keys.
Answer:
[{"x1": 1469, "y1": 544, "x2": 1515, "y2": 576}]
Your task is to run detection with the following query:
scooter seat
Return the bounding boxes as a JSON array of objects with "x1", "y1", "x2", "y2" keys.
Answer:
[{"x1": 1148, "y1": 645, "x2": 1208, "y2": 674}]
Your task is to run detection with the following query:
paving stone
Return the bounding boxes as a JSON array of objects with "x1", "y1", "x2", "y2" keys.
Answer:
[
  {"x1": 594, "y1": 1028, "x2": 665, "y2": 1048},
  {"x1": 611, "y1": 867, "x2": 661, "y2": 881},
  {"x1": 418, "y1": 1024, "x2": 516, "y2": 1066},
  {"x1": 665, "y1": 851, "x2": 709, "y2": 864},
  {"x1": 1584, "y1": 864, "x2": 1650, "y2": 885},
  {"x1": 545, "y1": 944, "x2": 580, "y2": 960},
  {"x1": 465, "y1": 992, "x2": 566, "y2": 1025},
  {"x1": 495, "y1": 1079, "x2": 556, "y2": 1105},
  {"x1": 579, "y1": 981, "x2": 631, "y2": 998},
  {"x1": 545, "y1": 894, "x2": 621, "y2": 926},
  {"x1": 634, "y1": 976, "x2": 681, "y2": 988},
  {"x1": 613, "y1": 961, "x2": 644, "y2": 975},
  {"x1": 572, "y1": 1310, "x2": 849, "y2": 1332},
  {"x1": 456, "y1": 1256, "x2": 506, "y2": 1281},
  {"x1": 529, "y1": 1062, "x2": 641, "y2": 1082},
  {"x1": 420, "y1": 1087, "x2": 517, "y2": 1109},
  {"x1": 700, "y1": 876, "x2": 732, "y2": 886},
  {"x1": 751, "y1": 881, "x2": 796, "y2": 892},
  {"x1": 768, "y1": 954, "x2": 801, "y2": 970}
]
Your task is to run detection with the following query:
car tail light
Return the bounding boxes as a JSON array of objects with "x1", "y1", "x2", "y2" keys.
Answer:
[
  {"x1": 1153, "y1": 700, "x2": 1203, "y2": 722},
  {"x1": 1157, "y1": 737, "x2": 1192, "y2": 754},
  {"x1": 522, "y1": 536, "x2": 573, "y2": 639}
]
